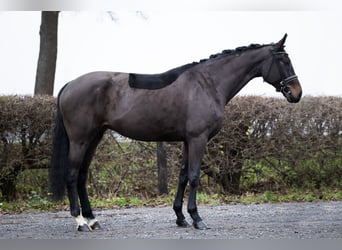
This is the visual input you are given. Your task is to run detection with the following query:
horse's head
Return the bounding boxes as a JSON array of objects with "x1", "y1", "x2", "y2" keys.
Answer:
[{"x1": 262, "y1": 34, "x2": 302, "y2": 103}]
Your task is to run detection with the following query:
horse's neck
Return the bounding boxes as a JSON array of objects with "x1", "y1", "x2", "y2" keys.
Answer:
[{"x1": 211, "y1": 48, "x2": 268, "y2": 105}]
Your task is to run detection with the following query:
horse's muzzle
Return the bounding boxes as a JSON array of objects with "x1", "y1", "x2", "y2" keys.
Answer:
[{"x1": 282, "y1": 80, "x2": 302, "y2": 103}]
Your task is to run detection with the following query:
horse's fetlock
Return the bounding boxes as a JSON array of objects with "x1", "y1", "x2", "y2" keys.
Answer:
[{"x1": 187, "y1": 207, "x2": 198, "y2": 214}]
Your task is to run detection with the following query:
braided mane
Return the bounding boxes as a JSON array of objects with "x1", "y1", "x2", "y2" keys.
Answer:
[{"x1": 199, "y1": 43, "x2": 268, "y2": 63}]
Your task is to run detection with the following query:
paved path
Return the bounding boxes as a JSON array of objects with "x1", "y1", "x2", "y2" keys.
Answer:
[{"x1": 1, "y1": 201, "x2": 342, "y2": 239}]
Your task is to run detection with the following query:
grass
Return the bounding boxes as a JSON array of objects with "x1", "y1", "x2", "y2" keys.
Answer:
[
  {"x1": 1, "y1": 188, "x2": 342, "y2": 214},
  {"x1": 237, "y1": 188, "x2": 342, "y2": 204}
]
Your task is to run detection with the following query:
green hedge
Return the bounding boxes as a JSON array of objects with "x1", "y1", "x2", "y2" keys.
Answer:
[
  {"x1": 206, "y1": 96, "x2": 342, "y2": 193},
  {"x1": 0, "y1": 95, "x2": 341, "y2": 201}
]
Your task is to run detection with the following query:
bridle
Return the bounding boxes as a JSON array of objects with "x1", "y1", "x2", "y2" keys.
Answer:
[{"x1": 265, "y1": 46, "x2": 298, "y2": 94}]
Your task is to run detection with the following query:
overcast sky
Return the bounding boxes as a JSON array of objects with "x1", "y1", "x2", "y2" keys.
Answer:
[{"x1": 0, "y1": 1, "x2": 341, "y2": 97}]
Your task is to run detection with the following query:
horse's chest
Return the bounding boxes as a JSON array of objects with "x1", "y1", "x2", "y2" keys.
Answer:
[
  {"x1": 208, "y1": 110, "x2": 224, "y2": 138},
  {"x1": 186, "y1": 103, "x2": 224, "y2": 138}
]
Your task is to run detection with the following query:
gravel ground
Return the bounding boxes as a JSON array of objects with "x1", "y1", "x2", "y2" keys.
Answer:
[{"x1": 1, "y1": 201, "x2": 342, "y2": 239}]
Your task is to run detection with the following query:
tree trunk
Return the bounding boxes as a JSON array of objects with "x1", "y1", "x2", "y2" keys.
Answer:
[
  {"x1": 34, "y1": 11, "x2": 59, "y2": 96},
  {"x1": 157, "y1": 142, "x2": 168, "y2": 195}
]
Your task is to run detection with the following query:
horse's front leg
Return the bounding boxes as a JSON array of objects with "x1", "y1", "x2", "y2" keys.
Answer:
[
  {"x1": 187, "y1": 136, "x2": 210, "y2": 230},
  {"x1": 173, "y1": 142, "x2": 190, "y2": 227}
]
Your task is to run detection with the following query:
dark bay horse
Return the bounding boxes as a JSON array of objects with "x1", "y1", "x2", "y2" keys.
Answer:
[{"x1": 50, "y1": 34, "x2": 302, "y2": 231}]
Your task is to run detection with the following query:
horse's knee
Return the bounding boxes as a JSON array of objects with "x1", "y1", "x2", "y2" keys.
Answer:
[
  {"x1": 188, "y1": 174, "x2": 200, "y2": 188},
  {"x1": 178, "y1": 173, "x2": 188, "y2": 186}
]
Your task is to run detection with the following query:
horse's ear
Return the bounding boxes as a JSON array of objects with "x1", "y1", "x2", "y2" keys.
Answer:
[{"x1": 274, "y1": 33, "x2": 287, "y2": 51}]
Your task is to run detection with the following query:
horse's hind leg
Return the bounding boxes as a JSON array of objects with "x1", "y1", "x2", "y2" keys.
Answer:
[
  {"x1": 67, "y1": 141, "x2": 90, "y2": 231},
  {"x1": 77, "y1": 164, "x2": 98, "y2": 231},
  {"x1": 77, "y1": 130, "x2": 105, "y2": 231},
  {"x1": 173, "y1": 142, "x2": 190, "y2": 227}
]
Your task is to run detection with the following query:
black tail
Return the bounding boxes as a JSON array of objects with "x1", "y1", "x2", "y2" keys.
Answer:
[{"x1": 49, "y1": 85, "x2": 69, "y2": 201}]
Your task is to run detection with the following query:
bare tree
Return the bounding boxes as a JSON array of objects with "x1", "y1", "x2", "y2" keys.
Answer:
[{"x1": 34, "y1": 11, "x2": 59, "y2": 96}]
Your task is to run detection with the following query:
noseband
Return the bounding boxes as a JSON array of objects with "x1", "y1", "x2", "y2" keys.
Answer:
[{"x1": 266, "y1": 48, "x2": 298, "y2": 93}]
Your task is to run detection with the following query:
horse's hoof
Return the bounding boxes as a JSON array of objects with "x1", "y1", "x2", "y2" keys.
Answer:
[
  {"x1": 176, "y1": 219, "x2": 190, "y2": 228},
  {"x1": 77, "y1": 224, "x2": 91, "y2": 232},
  {"x1": 90, "y1": 221, "x2": 101, "y2": 230},
  {"x1": 193, "y1": 220, "x2": 210, "y2": 230}
]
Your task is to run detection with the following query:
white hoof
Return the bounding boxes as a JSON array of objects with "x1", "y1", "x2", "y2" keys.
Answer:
[{"x1": 75, "y1": 215, "x2": 91, "y2": 231}]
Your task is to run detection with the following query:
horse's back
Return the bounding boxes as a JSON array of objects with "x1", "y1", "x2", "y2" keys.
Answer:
[
  {"x1": 59, "y1": 71, "x2": 127, "y2": 108},
  {"x1": 60, "y1": 71, "x2": 123, "y2": 95}
]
